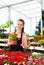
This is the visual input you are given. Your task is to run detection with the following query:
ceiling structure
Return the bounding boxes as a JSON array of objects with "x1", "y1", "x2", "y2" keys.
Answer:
[
  {"x1": 0, "y1": 0, "x2": 43, "y2": 19},
  {"x1": 0, "y1": 0, "x2": 44, "y2": 35}
]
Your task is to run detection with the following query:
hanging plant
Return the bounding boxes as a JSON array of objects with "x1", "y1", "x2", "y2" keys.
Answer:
[
  {"x1": 1, "y1": 20, "x2": 14, "y2": 29},
  {"x1": 1, "y1": 23, "x2": 9, "y2": 29}
]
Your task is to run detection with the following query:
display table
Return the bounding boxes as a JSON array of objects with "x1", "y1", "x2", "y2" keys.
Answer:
[{"x1": 0, "y1": 43, "x2": 44, "y2": 52}]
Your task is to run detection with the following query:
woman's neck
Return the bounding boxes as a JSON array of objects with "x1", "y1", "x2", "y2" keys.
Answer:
[{"x1": 16, "y1": 29, "x2": 22, "y2": 34}]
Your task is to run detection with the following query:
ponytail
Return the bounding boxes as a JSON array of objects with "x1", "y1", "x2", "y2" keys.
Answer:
[{"x1": 22, "y1": 27, "x2": 24, "y2": 33}]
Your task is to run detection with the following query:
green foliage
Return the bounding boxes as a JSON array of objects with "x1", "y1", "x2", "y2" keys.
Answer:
[
  {"x1": 2, "y1": 60, "x2": 7, "y2": 64},
  {"x1": 26, "y1": 34, "x2": 30, "y2": 37},
  {"x1": 35, "y1": 31, "x2": 40, "y2": 35},
  {"x1": 32, "y1": 53, "x2": 41, "y2": 58},
  {"x1": 26, "y1": 34, "x2": 35, "y2": 38},
  {"x1": 1, "y1": 20, "x2": 13, "y2": 29},
  {"x1": 32, "y1": 54, "x2": 39, "y2": 58},
  {"x1": 9, "y1": 33, "x2": 17, "y2": 40},
  {"x1": 0, "y1": 33, "x2": 8, "y2": 38},
  {"x1": 35, "y1": 20, "x2": 41, "y2": 35},
  {"x1": 38, "y1": 40, "x2": 44, "y2": 46},
  {"x1": 1, "y1": 23, "x2": 9, "y2": 29}
]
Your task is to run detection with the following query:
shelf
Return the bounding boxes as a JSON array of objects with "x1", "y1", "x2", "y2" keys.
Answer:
[
  {"x1": 28, "y1": 46, "x2": 44, "y2": 51},
  {"x1": 0, "y1": 43, "x2": 8, "y2": 46},
  {"x1": 0, "y1": 29, "x2": 6, "y2": 31},
  {"x1": 0, "y1": 39, "x2": 8, "y2": 43},
  {"x1": 0, "y1": 39, "x2": 8, "y2": 41}
]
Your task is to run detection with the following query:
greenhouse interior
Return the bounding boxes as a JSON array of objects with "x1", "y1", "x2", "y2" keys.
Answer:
[{"x1": 0, "y1": 0, "x2": 44, "y2": 65}]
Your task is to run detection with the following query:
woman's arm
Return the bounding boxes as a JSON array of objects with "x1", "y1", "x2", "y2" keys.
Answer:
[
  {"x1": 21, "y1": 33, "x2": 30, "y2": 49},
  {"x1": 7, "y1": 38, "x2": 11, "y2": 46}
]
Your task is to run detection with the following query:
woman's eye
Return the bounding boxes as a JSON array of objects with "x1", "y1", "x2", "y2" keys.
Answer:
[{"x1": 18, "y1": 24, "x2": 22, "y2": 26}]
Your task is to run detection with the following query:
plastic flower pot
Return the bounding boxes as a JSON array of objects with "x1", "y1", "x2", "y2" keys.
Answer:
[{"x1": 8, "y1": 33, "x2": 18, "y2": 45}]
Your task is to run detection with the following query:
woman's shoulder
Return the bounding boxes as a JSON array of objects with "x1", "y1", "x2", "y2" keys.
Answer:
[{"x1": 23, "y1": 32, "x2": 26, "y2": 35}]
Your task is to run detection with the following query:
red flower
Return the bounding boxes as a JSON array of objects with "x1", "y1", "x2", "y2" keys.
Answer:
[
  {"x1": 0, "y1": 55, "x2": 4, "y2": 64},
  {"x1": 0, "y1": 49, "x2": 5, "y2": 54}
]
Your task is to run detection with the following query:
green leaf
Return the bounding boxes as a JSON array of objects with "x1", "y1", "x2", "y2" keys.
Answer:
[{"x1": 2, "y1": 60, "x2": 7, "y2": 64}]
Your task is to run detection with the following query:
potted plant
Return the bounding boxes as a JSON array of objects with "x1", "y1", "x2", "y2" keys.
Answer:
[{"x1": 8, "y1": 33, "x2": 18, "y2": 45}]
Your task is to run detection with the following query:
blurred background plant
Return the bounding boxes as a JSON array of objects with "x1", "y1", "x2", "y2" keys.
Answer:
[
  {"x1": 1, "y1": 20, "x2": 13, "y2": 29},
  {"x1": 38, "y1": 40, "x2": 44, "y2": 46}
]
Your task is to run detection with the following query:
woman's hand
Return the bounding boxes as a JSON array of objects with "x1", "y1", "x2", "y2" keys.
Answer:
[
  {"x1": 8, "y1": 41, "x2": 13, "y2": 46},
  {"x1": 7, "y1": 38, "x2": 14, "y2": 46},
  {"x1": 8, "y1": 40, "x2": 17, "y2": 46}
]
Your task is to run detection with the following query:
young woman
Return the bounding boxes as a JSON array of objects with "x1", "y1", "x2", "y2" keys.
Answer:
[{"x1": 8, "y1": 19, "x2": 30, "y2": 52}]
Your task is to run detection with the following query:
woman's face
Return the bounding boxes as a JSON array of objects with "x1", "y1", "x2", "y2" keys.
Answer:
[{"x1": 17, "y1": 21, "x2": 24, "y2": 30}]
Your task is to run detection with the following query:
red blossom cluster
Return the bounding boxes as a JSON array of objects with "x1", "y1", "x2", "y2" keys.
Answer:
[
  {"x1": 0, "y1": 49, "x2": 28, "y2": 64},
  {"x1": 0, "y1": 49, "x2": 44, "y2": 65}
]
